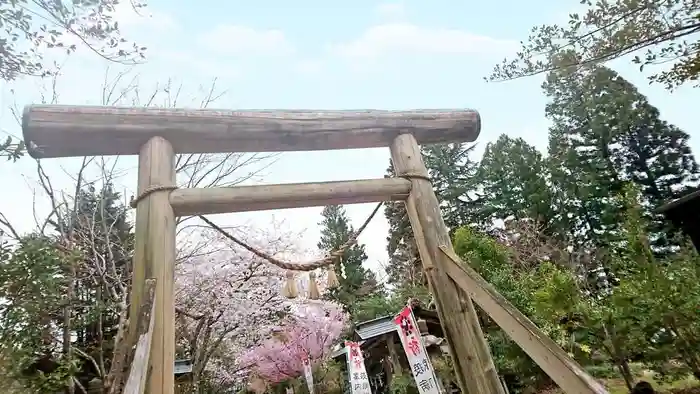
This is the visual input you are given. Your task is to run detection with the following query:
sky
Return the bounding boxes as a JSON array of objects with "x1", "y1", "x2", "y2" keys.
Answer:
[{"x1": 0, "y1": 0, "x2": 698, "y2": 284}]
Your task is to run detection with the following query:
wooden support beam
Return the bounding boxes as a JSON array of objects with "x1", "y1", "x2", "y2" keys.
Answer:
[
  {"x1": 131, "y1": 137, "x2": 177, "y2": 394},
  {"x1": 390, "y1": 134, "x2": 502, "y2": 394},
  {"x1": 438, "y1": 246, "x2": 609, "y2": 394},
  {"x1": 169, "y1": 178, "x2": 411, "y2": 217},
  {"x1": 22, "y1": 105, "x2": 481, "y2": 158},
  {"x1": 404, "y1": 197, "x2": 504, "y2": 394},
  {"x1": 124, "y1": 279, "x2": 157, "y2": 394}
]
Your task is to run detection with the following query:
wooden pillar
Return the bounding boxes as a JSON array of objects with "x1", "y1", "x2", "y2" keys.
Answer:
[
  {"x1": 131, "y1": 136, "x2": 177, "y2": 394},
  {"x1": 390, "y1": 134, "x2": 502, "y2": 394},
  {"x1": 462, "y1": 291, "x2": 505, "y2": 394}
]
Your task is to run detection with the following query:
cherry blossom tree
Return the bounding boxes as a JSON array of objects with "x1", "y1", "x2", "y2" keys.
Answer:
[
  {"x1": 239, "y1": 301, "x2": 349, "y2": 386},
  {"x1": 174, "y1": 223, "x2": 308, "y2": 391}
]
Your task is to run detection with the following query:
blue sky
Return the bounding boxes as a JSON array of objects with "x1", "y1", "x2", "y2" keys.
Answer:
[{"x1": 0, "y1": 0, "x2": 698, "y2": 283}]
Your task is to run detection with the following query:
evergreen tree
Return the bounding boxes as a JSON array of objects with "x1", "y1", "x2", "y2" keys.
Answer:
[
  {"x1": 473, "y1": 135, "x2": 555, "y2": 231},
  {"x1": 317, "y1": 205, "x2": 378, "y2": 316},
  {"x1": 384, "y1": 143, "x2": 480, "y2": 289},
  {"x1": 543, "y1": 58, "x2": 629, "y2": 248},
  {"x1": 601, "y1": 69, "x2": 699, "y2": 250},
  {"x1": 384, "y1": 162, "x2": 422, "y2": 288},
  {"x1": 422, "y1": 143, "x2": 481, "y2": 230},
  {"x1": 544, "y1": 58, "x2": 699, "y2": 251},
  {"x1": 0, "y1": 183, "x2": 133, "y2": 391}
]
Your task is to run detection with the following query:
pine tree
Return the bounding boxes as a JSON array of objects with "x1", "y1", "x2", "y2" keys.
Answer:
[
  {"x1": 543, "y1": 59, "x2": 627, "y2": 248},
  {"x1": 384, "y1": 162, "x2": 422, "y2": 288},
  {"x1": 600, "y1": 69, "x2": 699, "y2": 250},
  {"x1": 384, "y1": 143, "x2": 480, "y2": 289},
  {"x1": 544, "y1": 57, "x2": 700, "y2": 251},
  {"x1": 422, "y1": 143, "x2": 481, "y2": 230},
  {"x1": 317, "y1": 205, "x2": 378, "y2": 316},
  {"x1": 474, "y1": 134, "x2": 555, "y2": 231}
]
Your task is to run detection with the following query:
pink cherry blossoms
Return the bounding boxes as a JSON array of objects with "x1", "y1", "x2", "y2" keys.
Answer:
[
  {"x1": 239, "y1": 301, "x2": 349, "y2": 384},
  {"x1": 175, "y1": 223, "x2": 307, "y2": 388}
]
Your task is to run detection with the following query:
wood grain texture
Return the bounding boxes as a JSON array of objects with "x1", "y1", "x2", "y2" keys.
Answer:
[
  {"x1": 390, "y1": 134, "x2": 503, "y2": 394},
  {"x1": 123, "y1": 279, "x2": 156, "y2": 394},
  {"x1": 22, "y1": 105, "x2": 481, "y2": 158},
  {"x1": 169, "y1": 178, "x2": 411, "y2": 216},
  {"x1": 130, "y1": 137, "x2": 176, "y2": 394},
  {"x1": 439, "y1": 246, "x2": 609, "y2": 394}
]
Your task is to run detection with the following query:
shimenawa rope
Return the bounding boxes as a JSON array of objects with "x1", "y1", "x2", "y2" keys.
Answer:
[{"x1": 130, "y1": 185, "x2": 384, "y2": 299}]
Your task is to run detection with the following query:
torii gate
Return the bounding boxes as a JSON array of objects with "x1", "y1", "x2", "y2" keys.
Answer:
[{"x1": 22, "y1": 106, "x2": 608, "y2": 394}]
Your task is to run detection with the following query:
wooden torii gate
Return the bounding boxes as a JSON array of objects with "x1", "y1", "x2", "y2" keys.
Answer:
[{"x1": 22, "y1": 106, "x2": 608, "y2": 394}]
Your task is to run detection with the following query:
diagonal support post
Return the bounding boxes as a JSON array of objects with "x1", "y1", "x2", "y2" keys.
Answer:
[
  {"x1": 390, "y1": 133, "x2": 504, "y2": 394},
  {"x1": 438, "y1": 246, "x2": 609, "y2": 394}
]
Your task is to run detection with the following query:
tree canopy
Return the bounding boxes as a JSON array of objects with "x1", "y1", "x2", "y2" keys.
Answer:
[
  {"x1": 0, "y1": 0, "x2": 147, "y2": 81},
  {"x1": 488, "y1": 0, "x2": 700, "y2": 89}
]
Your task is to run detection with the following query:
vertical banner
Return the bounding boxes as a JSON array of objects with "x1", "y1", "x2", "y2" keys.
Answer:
[
  {"x1": 345, "y1": 341, "x2": 373, "y2": 394},
  {"x1": 302, "y1": 356, "x2": 315, "y2": 394},
  {"x1": 394, "y1": 306, "x2": 441, "y2": 394}
]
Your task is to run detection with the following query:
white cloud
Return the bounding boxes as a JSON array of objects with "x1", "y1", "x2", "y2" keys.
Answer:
[
  {"x1": 199, "y1": 25, "x2": 295, "y2": 56},
  {"x1": 331, "y1": 23, "x2": 516, "y2": 59}
]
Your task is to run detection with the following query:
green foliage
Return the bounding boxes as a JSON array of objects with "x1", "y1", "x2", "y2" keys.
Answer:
[
  {"x1": 381, "y1": 58, "x2": 700, "y2": 391},
  {"x1": 448, "y1": 185, "x2": 700, "y2": 391},
  {"x1": 544, "y1": 62, "x2": 698, "y2": 251},
  {"x1": 422, "y1": 143, "x2": 481, "y2": 230},
  {"x1": 0, "y1": 136, "x2": 25, "y2": 161},
  {"x1": 474, "y1": 135, "x2": 555, "y2": 231},
  {"x1": 0, "y1": 235, "x2": 77, "y2": 391},
  {"x1": 452, "y1": 227, "x2": 578, "y2": 390},
  {"x1": 318, "y1": 205, "x2": 381, "y2": 318},
  {"x1": 351, "y1": 293, "x2": 398, "y2": 323},
  {"x1": 544, "y1": 61, "x2": 626, "y2": 248},
  {"x1": 0, "y1": 0, "x2": 148, "y2": 81},
  {"x1": 384, "y1": 162, "x2": 423, "y2": 288},
  {"x1": 388, "y1": 373, "x2": 417, "y2": 394},
  {"x1": 488, "y1": 0, "x2": 700, "y2": 89},
  {"x1": 352, "y1": 283, "x2": 433, "y2": 323},
  {"x1": 585, "y1": 364, "x2": 621, "y2": 380},
  {"x1": 614, "y1": 186, "x2": 700, "y2": 378},
  {"x1": 0, "y1": 183, "x2": 133, "y2": 391},
  {"x1": 384, "y1": 143, "x2": 479, "y2": 290}
]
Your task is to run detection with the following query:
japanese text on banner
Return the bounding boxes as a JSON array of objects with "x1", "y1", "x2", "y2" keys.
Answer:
[
  {"x1": 302, "y1": 357, "x2": 314, "y2": 394},
  {"x1": 345, "y1": 341, "x2": 373, "y2": 394},
  {"x1": 394, "y1": 306, "x2": 441, "y2": 394}
]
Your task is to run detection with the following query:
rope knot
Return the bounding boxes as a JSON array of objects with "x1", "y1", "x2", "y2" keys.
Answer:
[
  {"x1": 130, "y1": 184, "x2": 178, "y2": 208},
  {"x1": 398, "y1": 172, "x2": 431, "y2": 182}
]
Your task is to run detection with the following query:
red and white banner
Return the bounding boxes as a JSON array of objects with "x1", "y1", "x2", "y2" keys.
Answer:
[
  {"x1": 345, "y1": 341, "x2": 373, "y2": 394},
  {"x1": 302, "y1": 357, "x2": 314, "y2": 394},
  {"x1": 394, "y1": 306, "x2": 441, "y2": 394}
]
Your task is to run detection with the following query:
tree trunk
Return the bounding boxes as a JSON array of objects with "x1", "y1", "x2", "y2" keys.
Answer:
[
  {"x1": 667, "y1": 319, "x2": 700, "y2": 381},
  {"x1": 601, "y1": 323, "x2": 634, "y2": 391},
  {"x1": 616, "y1": 360, "x2": 634, "y2": 391},
  {"x1": 63, "y1": 256, "x2": 76, "y2": 394}
]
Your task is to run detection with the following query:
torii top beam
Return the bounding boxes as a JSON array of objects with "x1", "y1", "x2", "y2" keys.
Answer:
[{"x1": 22, "y1": 105, "x2": 481, "y2": 158}]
